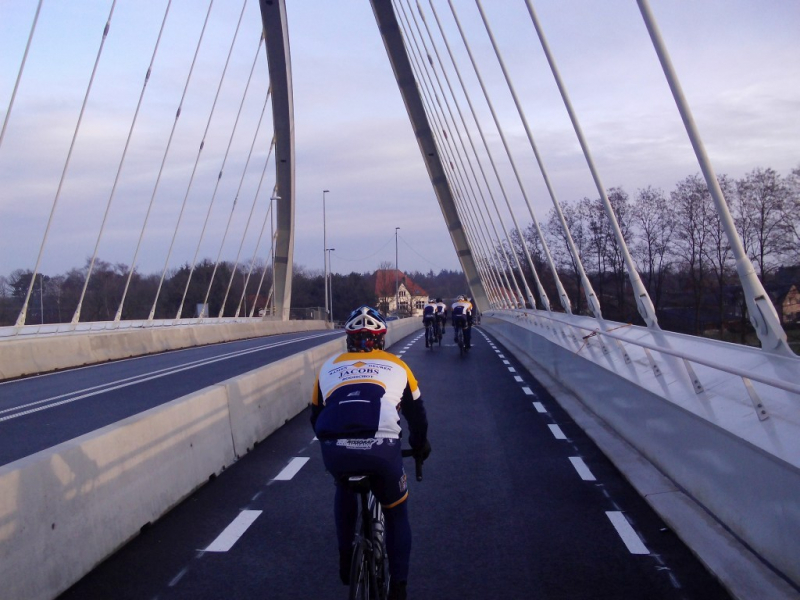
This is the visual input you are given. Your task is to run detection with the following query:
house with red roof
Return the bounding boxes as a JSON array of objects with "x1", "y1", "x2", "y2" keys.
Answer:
[{"x1": 374, "y1": 269, "x2": 429, "y2": 317}]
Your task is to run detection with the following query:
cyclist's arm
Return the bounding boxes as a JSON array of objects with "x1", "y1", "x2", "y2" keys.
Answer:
[
  {"x1": 310, "y1": 378, "x2": 324, "y2": 429},
  {"x1": 400, "y1": 384, "x2": 428, "y2": 451}
]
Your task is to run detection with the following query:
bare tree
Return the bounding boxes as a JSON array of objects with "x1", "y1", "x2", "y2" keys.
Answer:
[
  {"x1": 545, "y1": 201, "x2": 589, "y2": 313},
  {"x1": 632, "y1": 186, "x2": 674, "y2": 310},
  {"x1": 735, "y1": 167, "x2": 793, "y2": 280},
  {"x1": 705, "y1": 175, "x2": 735, "y2": 334},
  {"x1": 672, "y1": 174, "x2": 714, "y2": 332}
]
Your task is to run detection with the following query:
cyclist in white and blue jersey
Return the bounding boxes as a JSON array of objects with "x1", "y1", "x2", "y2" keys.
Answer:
[
  {"x1": 451, "y1": 295, "x2": 473, "y2": 349},
  {"x1": 311, "y1": 306, "x2": 430, "y2": 600},
  {"x1": 422, "y1": 299, "x2": 437, "y2": 347}
]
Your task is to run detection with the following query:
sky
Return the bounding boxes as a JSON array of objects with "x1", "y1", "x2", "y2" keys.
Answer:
[{"x1": 1, "y1": 0, "x2": 799, "y2": 281}]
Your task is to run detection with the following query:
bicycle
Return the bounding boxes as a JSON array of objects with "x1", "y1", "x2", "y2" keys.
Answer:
[
  {"x1": 455, "y1": 322, "x2": 466, "y2": 355},
  {"x1": 424, "y1": 318, "x2": 437, "y2": 349},
  {"x1": 346, "y1": 450, "x2": 423, "y2": 600}
]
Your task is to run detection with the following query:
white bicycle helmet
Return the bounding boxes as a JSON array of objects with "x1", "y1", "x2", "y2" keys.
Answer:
[{"x1": 344, "y1": 306, "x2": 387, "y2": 351}]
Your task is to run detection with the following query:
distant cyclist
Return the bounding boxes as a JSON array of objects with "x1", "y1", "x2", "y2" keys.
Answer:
[
  {"x1": 422, "y1": 299, "x2": 437, "y2": 347},
  {"x1": 435, "y1": 298, "x2": 447, "y2": 334},
  {"x1": 451, "y1": 295, "x2": 473, "y2": 349},
  {"x1": 311, "y1": 305, "x2": 431, "y2": 600}
]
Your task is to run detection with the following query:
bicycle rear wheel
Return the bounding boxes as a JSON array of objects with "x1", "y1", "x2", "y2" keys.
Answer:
[{"x1": 348, "y1": 541, "x2": 369, "y2": 600}]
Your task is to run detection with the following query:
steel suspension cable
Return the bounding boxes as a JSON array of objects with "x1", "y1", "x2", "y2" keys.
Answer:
[
  {"x1": 217, "y1": 87, "x2": 273, "y2": 318},
  {"x1": 474, "y1": 0, "x2": 573, "y2": 314},
  {"x1": 0, "y1": 0, "x2": 43, "y2": 149},
  {"x1": 397, "y1": 0, "x2": 508, "y2": 307},
  {"x1": 173, "y1": 0, "x2": 250, "y2": 320},
  {"x1": 197, "y1": 38, "x2": 268, "y2": 318},
  {"x1": 636, "y1": 0, "x2": 790, "y2": 354},
  {"x1": 15, "y1": 1, "x2": 118, "y2": 328},
  {"x1": 71, "y1": 0, "x2": 175, "y2": 325},
  {"x1": 416, "y1": 0, "x2": 520, "y2": 308},
  {"x1": 447, "y1": 0, "x2": 552, "y2": 311},
  {"x1": 427, "y1": 0, "x2": 532, "y2": 307},
  {"x1": 249, "y1": 184, "x2": 279, "y2": 318},
  {"x1": 112, "y1": 0, "x2": 216, "y2": 322},
  {"x1": 524, "y1": 0, "x2": 659, "y2": 325},
  {"x1": 235, "y1": 142, "x2": 276, "y2": 317},
  {"x1": 395, "y1": 0, "x2": 499, "y2": 303},
  {"x1": 409, "y1": 0, "x2": 518, "y2": 307}
]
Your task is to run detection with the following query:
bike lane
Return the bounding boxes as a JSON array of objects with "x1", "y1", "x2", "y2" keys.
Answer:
[{"x1": 57, "y1": 327, "x2": 731, "y2": 600}]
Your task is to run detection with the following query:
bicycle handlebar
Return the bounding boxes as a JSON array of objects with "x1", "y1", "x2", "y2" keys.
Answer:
[{"x1": 401, "y1": 448, "x2": 424, "y2": 481}]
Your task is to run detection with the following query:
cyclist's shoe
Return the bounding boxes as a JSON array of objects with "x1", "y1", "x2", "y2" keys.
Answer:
[
  {"x1": 388, "y1": 580, "x2": 407, "y2": 600},
  {"x1": 339, "y1": 549, "x2": 351, "y2": 585}
]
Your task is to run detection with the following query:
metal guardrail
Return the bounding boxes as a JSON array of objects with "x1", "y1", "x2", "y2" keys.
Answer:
[{"x1": 486, "y1": 309, "x2": 800, "y2": 426}]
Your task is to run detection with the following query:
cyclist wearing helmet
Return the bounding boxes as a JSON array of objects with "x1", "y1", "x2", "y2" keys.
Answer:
[
  {"x1": 311, "y1": 305, "x2": 430, "y2": 600},
  {"x1": 451, "y1": 295, "x2": 473, "y2": 349},
  {"x1": 422, "y1": 299, "x2": 437, "y2": 347},
  {"x1": 435, "y1": 298, "x2": 447, "y2": 333}
]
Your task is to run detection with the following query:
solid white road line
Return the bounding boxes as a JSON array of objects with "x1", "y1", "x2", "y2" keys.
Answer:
[
  {"x1": 274, "y1": 457, "x2": 310, "y2": 481},
  {"x1": 548, "y1": 424, "x2": 567, "y2": 439},
  {"x1": 533, "y1": 402, "x2": 547, "y2": 413},
  {"x1": 204, "y1": 510, "x2": 262, "y2": 552},
  {"x1": 569, "y1": 456, "x2": 597, "y2": 481},
  {"x1": 606, "y1": 511, "x2": 650, "y2": 554}
]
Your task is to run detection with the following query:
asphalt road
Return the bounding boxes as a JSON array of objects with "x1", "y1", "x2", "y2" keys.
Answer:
[
  {"x1": 0, "y1": 330, "x2": 343, "y2": 466},
  {"x1": 57, "y1": 327, "x2": 731, "y2": 600}
]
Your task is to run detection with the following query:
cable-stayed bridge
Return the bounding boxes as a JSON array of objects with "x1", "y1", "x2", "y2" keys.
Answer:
[{"x1": 1, "y1": 1, "x2": 798, "y2": 599}]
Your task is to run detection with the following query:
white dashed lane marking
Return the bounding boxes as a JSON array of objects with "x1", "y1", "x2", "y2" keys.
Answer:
[
  {"x1": 522, "y1": 386, "x2": 534, "y2": 396},
  {"x1": 514, "y1": 376, "x2": 523, "y2": 382},
  {"x1": 606, "y1": 511, "x2": 650, "y2": 554},
  {"x1": 548, "y1": 424, "x2": 567, "y2": 439},
  {"x1": 507, "y1": 367, "x2": 516, "y2": 373},
  {"x1": 273, "y1": 457, "x2": 310, "y2": 481},
  {"x1": 569, "y1": 457, "x2": 596, "y2": 481},
  {"x1": 204, "y1": 510, "x2": 262, "y2": 552},
  {"x1": 533, "y1": 402, "x2": 547, "y2": 413}
]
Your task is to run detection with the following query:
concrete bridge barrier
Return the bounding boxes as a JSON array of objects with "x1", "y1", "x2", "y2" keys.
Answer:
[
  {"x1": 482, "y1": 311, "x2": 800, "y2": 597},
  {"x1": 0, "y1": 317, "x2": 420, "y2": 600},
  {"x1": 0, "y1": 319, "x2": 328, "y2": 381}
]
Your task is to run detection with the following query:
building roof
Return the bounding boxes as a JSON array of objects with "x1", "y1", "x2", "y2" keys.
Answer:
[{"x1": 374, "y1": 269, "x2": 428, "y2": 298}]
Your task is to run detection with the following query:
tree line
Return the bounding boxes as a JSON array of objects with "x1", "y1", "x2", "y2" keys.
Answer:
[
  {"x1": 2, "y1": 166, "x2": 797, "y2": 346},
  {"x1": 0, "y1": 256, "x2": 467, "y2": 326},
  {"x1": 505, "y1": 166, "x2": 799, "y2": 341}
]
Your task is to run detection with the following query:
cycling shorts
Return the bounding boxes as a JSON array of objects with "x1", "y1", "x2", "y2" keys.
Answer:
[{"x1": 320, "y1": 437, "x2": 409, "y2": 508}]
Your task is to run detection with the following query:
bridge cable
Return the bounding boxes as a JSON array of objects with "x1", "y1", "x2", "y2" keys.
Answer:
[
  {"x1": 217, "y1": 81, "x2": 274, "y2": 318},
  {"x1": 250, "y1": 184, "x2": 280, "y2": 318},
  {"x1": 234, "y1": 145, "x2": 276, "y2": 318},
  {"x1": 197, "y1": 30, "x2": 269, "y2": 318},
  {"x1": 413, "y1": 1, "x2": 523, "y2": 307},
  {"x1": 394, "y1": 0, "x2": 504, "y2": 305},
  {"x1": 474, "y1": 0, "x2": 574, "y2": 315},
  {"x1": 0, "y1": 0, "x2": 43, "y2": 150},
  {"x1": 446, "y1": 0, "x2": 554, "y2": 311},
  {"x1": 171, "y1": 0, "x2": 251, "y2": 321},
  {"x1": 426, "y1": 0, "x2": 533, "y2": 307},
  {"x1": 111, "y1": 0, "x2": 216, "y2": 323},
  {"x1": 71, "y1": 0, "x2": 175, "y2": 325},
  {"x1": 405, "y1": 0, "x2": 518, "y2": 307},
  {"x1": 15, "y1": 1, "x2": 118, "y2": 328},
  {"x1": 399, "y1": 0, "x2": 512, "y2": 307}
]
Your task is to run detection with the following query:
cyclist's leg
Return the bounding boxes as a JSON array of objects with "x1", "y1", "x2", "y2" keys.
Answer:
[
  {"x1": 465, "y1": 324, "x2": 472, "y2": 348},
  {"x1": 383, "y1": 500, "x2": 411, "y2": 584}
]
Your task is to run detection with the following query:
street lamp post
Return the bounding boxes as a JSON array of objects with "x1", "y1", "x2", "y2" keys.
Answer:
[
  {"x1": 326, "y1": 248, "x2": 335, "y2": 324},
  {"x1": 323, "y1": 190, "x2": 330, "y2": 323},
  {"x1": 395, "y1": 227, "x2": 400, "y2": 317}
]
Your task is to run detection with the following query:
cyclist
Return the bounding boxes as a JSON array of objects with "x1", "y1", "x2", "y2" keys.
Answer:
[
  {"x1": 311, "y1": 305, "x2": 431, "y2": 600},
  {"x1": 435, "y1": 298, "x2": 447, "y2": 334},
  {"x1": 451, "y1": 295, "x2": 473, "y2": 349},
  {"x1": 422, "y1": 299, "x2": 437, "y2": 347}
]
